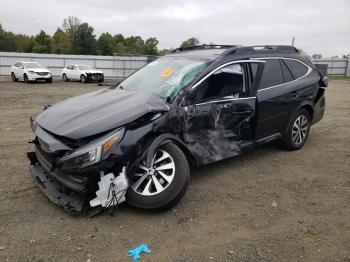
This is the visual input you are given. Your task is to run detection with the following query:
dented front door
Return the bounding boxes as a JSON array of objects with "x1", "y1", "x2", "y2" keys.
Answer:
[{"x1": 182, "y1": 97, "x2": 256, "y2": 164}]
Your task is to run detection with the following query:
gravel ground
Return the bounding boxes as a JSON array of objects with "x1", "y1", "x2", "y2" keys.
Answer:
[{"x1": 0, "y1": 77, "x2": 349, "y2": 262}]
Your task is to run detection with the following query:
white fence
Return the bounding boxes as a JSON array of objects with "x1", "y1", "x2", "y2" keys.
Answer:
[
  {"x1": 312, "y1": 58, "x2": 350, "y2": 76},
  {"x1": 0, "y1": 52, "x2": 155, "y2": 78},
  {"x1": 0, "y1": 52, "x2": 349, "y2": 78}
]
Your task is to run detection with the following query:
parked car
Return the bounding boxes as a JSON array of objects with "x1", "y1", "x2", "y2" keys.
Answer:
[
  {"x1": 27, "y1": 45, "x2": 327, "y2": 214},
  {"x1": 62, "y1": 64, "x2": 104, "y2": 83},
  {"x1": 11, "y1": 62, "x2": 52, "y2": 83}
]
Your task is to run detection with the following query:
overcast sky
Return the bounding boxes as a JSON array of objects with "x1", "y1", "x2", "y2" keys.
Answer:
[{"x1": 0, "y1": 0, "x2": 349, "y2": 57}]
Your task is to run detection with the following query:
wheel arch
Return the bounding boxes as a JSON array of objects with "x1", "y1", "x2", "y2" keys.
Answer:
[
  {"x1": 298, "y1": 103, "x2": 314, "y2": 122},
  {"x1": 143, "y1": 132, "x2": 198, "y2": 169},
  {"x1": 284, "y1": 102, "x2": 314, "y2": 135}
]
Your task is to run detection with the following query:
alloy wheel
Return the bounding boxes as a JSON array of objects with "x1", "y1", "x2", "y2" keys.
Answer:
[
  {"x1": 131, "y1": 149, "x2": 175, "y2": 196},
  {"x1": 292, "y1": 115, "x2": 309, "y2": 145}
]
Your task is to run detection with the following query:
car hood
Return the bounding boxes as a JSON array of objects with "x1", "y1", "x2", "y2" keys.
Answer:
[
  {"x1": 83, "y1": 70, "x2": 103, "y2": 74},
  {"x1": 26, "y1": 68, "x2": 50, "y2": 73},
  {"x1": 35, "y1": 88, "x2": 169, "y2": 139}
]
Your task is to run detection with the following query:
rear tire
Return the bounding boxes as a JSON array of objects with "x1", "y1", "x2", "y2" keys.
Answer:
[
  {"x1": 282, "y1": 108, "x2": 311, "y2": 150},
  {"x1": 11, "y1": 72, "x2": 18, "y2": 82},
  {"x1": 126, "y1": 143, "x2": 190, "y2": 211}
]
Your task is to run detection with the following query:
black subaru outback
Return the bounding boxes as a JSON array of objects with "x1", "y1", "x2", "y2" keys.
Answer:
[{"x1": 27, "y1": 45, "x2": 327, "y2": 214}]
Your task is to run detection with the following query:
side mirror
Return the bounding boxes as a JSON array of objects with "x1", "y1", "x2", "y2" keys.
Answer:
[
  {"x1": 44, "y1": 66, "x2": 48, "y2": 69},
  {"x1": 320, "y1": 76, "x2": 328, "y2": 87}
]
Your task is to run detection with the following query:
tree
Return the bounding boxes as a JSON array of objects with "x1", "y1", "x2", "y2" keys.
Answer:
[
  {"x1": 158, "y1": 49, "x2": 172, "y2": 56},
  {"x1": 51, "y1": 28, "x2": 71, "y2": 54},
  {"x1": 180, "y1": 37, "x2": 200, "y2": 48},
  {"x1": 0, "y1": 24, "x2": 14, "y2": 51},
  {"x1": 14, "y1": 34, "x2": 34, "y2": 52},
  {"x1": 124, "y1": 35, "x2": 144, "y2": 54},
  {"x1": 143, "y1": 37, "x2": 159, "y2": 55},
  {"x1": 113, "y1": 34, "x2": 128, "y2": 54},
  {"x1": 62, "y1": 16, "x2": 81, "y2": 40},
  {"x1": 32, "y1": 30, "x2": 51, "y2": 53},
  {"x1": 75, "y1": 23, "x2": 96, "y2": 55},
  {"x1": 312, "y1": 54, "x2": 322, "y2": 59},
  {"x1": 97, "y1": 32, "x2": 114, "y2": 55}
]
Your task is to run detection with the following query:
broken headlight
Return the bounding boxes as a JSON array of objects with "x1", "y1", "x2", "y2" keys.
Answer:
[{"x1": 60, "y1": 128, "x2": 124, "y2": 170}]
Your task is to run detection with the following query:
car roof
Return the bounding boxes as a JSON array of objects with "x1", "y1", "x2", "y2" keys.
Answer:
[
  {"x1": 167, "y1": 48, "x2": 230, "y2": 60},
  {"x1": 168, "y1": 45, "x2": 302, "y2": 61},
  {"x1": 16, "y1": 61, "x2": 40, "y2": 64}
]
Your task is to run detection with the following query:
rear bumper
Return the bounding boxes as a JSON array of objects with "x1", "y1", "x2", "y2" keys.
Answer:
[
  {"x1": 312, "y1": 94, "x2": 326, "y2": 125},
  {"x1": 27, "y1": 152, "x2": 86, "y2": 214}
]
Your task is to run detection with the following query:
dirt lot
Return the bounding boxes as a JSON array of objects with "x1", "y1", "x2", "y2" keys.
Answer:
[{"x1": 0, "y1": 78, "x2": 349, "y2": 262}]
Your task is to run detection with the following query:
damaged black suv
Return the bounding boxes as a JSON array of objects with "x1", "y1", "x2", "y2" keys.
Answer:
[{"x1": 27, "y1": 45, "x2": 327, "y2": 214}]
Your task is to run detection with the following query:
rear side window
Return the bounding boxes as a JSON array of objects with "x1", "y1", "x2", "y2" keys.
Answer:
[
  {"x1": 284, "y1": 59, "x2": 308, "y2": 79},
  {"x1": 280, "y1": 60, "x2": 294, "y2": 82},
  {"x1": 259, "y1": 60, "x2": 284, "y2": 89}
]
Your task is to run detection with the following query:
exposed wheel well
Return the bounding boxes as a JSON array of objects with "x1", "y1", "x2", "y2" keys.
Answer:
[
  {"x1": 299, "y1": 104, "x2": 314, "y2": 122},
  {"x1": 141, "y1": 132, "x2": 198, "y2": 169}
]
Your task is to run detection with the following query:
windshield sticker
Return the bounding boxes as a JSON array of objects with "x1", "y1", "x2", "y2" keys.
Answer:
[{"x1": 161, "y1": 67, "x2": 175, "y2": 78}]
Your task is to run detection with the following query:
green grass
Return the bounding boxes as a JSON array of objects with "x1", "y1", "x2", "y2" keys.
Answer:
[{"x1": 329, "y1": 76, "x2": 350, "y2": 81}]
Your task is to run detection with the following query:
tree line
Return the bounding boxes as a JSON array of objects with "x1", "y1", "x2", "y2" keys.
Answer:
[{"x1": 0, "y1": 16, "x2": 201, "y2": 56}]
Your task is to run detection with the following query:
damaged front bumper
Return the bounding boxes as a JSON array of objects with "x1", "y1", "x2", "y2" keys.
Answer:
[
  {"x1": 27, "y1": 152, "x2": 86, "y2": 213},
  {"x1": 27, "y1": 150, "x2": 129, "y2": 215}
]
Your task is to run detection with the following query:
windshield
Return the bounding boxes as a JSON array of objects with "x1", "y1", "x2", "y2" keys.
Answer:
[
  {"x1": 116, "y1": 56, "x2": 211, "y2": 101},
  {"x1": 78, "y1": 65, "x2": 93, "y2": 70},
  {"x1": 24, "y1": 62, "x2": 43, "y2": 69}
]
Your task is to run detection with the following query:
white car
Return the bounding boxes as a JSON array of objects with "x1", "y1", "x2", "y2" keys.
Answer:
[
  {"x1": 11, "y1": 62, "x2": 52, "y2": 83},
  {"x1": 62, "y1": 65, "x2": 104, "y2": 83}
]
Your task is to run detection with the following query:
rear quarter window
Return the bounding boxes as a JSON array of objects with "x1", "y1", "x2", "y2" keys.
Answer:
[
  {"x1": 284, "y1": 59, "x2": 308, "y2": 79},
  {"x1": 280, "y1": 60, "x2": 294, "y2": 82},
  {"x1": 259, "y1": 60, "x2": 284, "y2": 89}
]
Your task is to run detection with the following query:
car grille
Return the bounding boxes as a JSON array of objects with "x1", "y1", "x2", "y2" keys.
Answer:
[
  {"x1": 87, "y1": 73, "x2": 102, "y2": 81},
  {"x1": 35, "y1": 144, "x2": 56, "y2": 171},
  {"x1": 36, "y1": 72, "x2": 49, "y2": 76}
]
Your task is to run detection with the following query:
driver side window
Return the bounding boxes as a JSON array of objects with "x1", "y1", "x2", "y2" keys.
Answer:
[{"x1": 191, "y1": 64, "x2": 246, "y2": 103}]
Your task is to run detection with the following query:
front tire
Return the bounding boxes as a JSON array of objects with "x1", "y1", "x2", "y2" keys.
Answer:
[
  {"x1": 80, "y1": 74, "x2": 87, "y2": 83},
  {"x1": 47, "y1": 77, "x2": 52, "y2": 83},
  {"x1": 11, "y1": 72, "x2": 18, "y2": 82},
  {"x1": 98, "y1": 75, "x2": 104, "y2": 83},
  {"x1": 282, "y1": 108, "x2": 311, "y2": 150},
  {"x1": 126, "y1": 143, "x2": 190, "y2": 211},
  {"x1": 24, "y1": 74, "x2": 30, "y2": 84},
  {"x1": 62, "y1": 73, "x2": 69, "y2": 82}
]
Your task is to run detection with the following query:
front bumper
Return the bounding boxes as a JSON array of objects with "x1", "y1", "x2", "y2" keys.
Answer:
[
  {"x1": 27, "y1": 152, "x2": 86, "y2": 213},
  {"x1": 27, "y1": 74, "x2": 52, "y2": 81},
  {"x1": 86, "y1": 73, "x2": 103, "y2": 82}
]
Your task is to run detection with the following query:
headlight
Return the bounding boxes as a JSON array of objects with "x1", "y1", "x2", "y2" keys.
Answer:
[
  {"x1": 28, "y1": 71, "x2": 36, "y2": 75},
  {"x1": 60, "y1": 128, "x2": 124, "y2": 170}
]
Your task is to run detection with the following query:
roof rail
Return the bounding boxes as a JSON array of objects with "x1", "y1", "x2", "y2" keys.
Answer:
[
  {"x1": 229, "y1": 45, "x2": 299, "y2": 56},
  {"x1": 171, "y1": 44, "x2": 239, "y2": 53}
]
